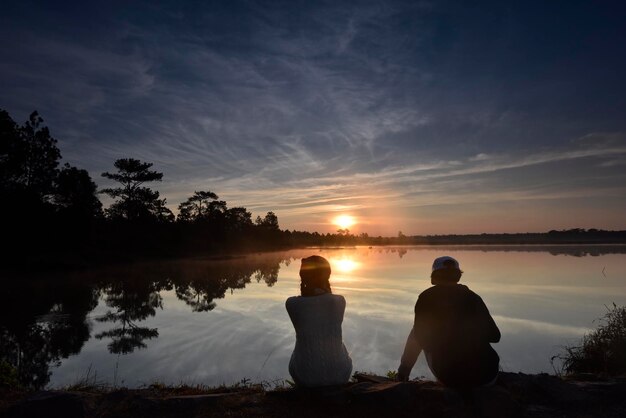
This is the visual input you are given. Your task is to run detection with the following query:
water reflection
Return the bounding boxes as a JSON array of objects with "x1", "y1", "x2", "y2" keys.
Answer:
[
  {"x1": 0, "y1": 245, "x2": 625, "y2": 389},
  {"x1": 96, "y1": 279, "x2": 164, "y2": 354},
  {"x1": 0, "y1": 254, "x2": 289, "y2": 388},
  {"x1": 331, "y1": 257, "x2": 360, "y2": 273},
  {"x1": 0, "y1": 277, "x2": 98, "y2": 388}
]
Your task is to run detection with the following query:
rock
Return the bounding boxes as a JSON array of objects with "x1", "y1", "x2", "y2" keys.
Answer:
[
  {"x1": 348, "y1": 380, "x2": 471, "y2": 417},
  {"x1": 530, "y1": 373, "x2": 593, "y2": 404},
  {"x1": 96, "y1": 390, "x2": 160, "y2": 418},
  {"x1": 349, "y1": 381, "x2": 416, "y2": 409},
  {"x1": 2, "y1": 373, "x2": 625, "y2": 417},
  {"x1": 7, "y1": 390, "x2": 85, "y2": 418},
  {"x1": 164, "y1": 392, "x2": 248, "y2": 409},
  {"x1": 268, "y1": 384, "x2": 352, "y2": 406},
  {"x1": 473, "y1": 385, "x2": 522, "y2": 418}
]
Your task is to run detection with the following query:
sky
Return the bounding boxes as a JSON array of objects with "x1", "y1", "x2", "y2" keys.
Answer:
[{"x1": 1, "y1": 0, "x2": 625, "y2": 235}]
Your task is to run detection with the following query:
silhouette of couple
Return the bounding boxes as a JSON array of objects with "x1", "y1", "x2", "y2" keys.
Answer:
[{"x1": 286, "y1": 255, "x2": 500, "y2": 388}]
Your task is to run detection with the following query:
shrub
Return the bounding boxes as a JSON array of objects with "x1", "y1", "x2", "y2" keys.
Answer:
[
  {"x1": 0, "y1": 360, "x2": 19, "y2": 388},
  {"x1": 558, "y1": 303, "x2": 626, "y2": 376}
]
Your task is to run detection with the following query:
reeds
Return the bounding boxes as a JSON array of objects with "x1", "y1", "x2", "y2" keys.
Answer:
[{"x1": 554, "y1": 303, "x2": 626, "y2": 376}]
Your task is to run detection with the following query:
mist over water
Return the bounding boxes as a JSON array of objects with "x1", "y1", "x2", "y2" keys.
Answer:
[{"x1": 3, "y1": 246, "x2": 625, "y2": 388}]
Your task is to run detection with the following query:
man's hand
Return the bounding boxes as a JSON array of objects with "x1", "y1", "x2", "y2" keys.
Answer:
[
  {"x1": 398, "y1": 327, "x2": 421, "y2": 382},
  {"x1": 397, "y1": 365, "x2": 411, "y2": 382}
]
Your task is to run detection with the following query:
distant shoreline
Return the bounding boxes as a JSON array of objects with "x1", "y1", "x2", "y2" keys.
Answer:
[
  {"x1": 280, "y1": 228, "x2": 626, "y2": 247},
  {"x1": 3, "y1": 230, "x2": 625, "y2": 271},
  {"x1": 367, "y1": 229, "x2": 626, "y2": 246}
]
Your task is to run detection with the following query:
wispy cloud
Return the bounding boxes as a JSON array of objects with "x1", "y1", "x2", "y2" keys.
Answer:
[{"x1": 1, "y1": 1, "x2": 625, "y2": 233}]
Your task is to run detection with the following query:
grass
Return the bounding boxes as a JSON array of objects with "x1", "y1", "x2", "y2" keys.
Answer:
[
  {"x1": 60, "y1": 367, "x2": 292, "y2": 396},
  {"x1": 553, "y1": 303, "x2": 626, "y2": 377},
  {"x1": 62, "y1": 365, "x2": 112, "y2": 392},
  {"x1": 385, "y1": 370, "x2": 398, "y2": 380}
]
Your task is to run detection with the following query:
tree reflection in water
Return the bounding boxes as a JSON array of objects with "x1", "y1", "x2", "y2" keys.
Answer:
[
  {"x1": 0, "y1": 253, "x2": 295, "y2": 388},
  {"x1": 172, "y1": 256, "x2": 285, "y2": 311},
  {"x1": 0, "y1": 277, "x2": 99, "y2": 388},
  {"x1": 95, "y1": 277, "x2": 167, "y2": 354}
]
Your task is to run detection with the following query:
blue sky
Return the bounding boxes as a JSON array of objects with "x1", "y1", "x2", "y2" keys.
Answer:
[{"x1": 2, "y1": 0, "x2": 625, "y2": 234}]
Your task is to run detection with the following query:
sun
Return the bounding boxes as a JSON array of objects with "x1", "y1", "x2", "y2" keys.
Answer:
[{"x1": 334, "y1": 215, "x2": 355, "y2": 229}]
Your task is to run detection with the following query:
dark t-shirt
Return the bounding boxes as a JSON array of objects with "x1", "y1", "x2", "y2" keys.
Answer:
[{"x1": 413, "y1": 284, "x2": 500, "y2": 387}]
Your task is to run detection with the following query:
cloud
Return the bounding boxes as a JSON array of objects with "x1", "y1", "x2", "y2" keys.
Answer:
[{"x1": 1, "y1": 1, "x2": 625, "y2": 233}]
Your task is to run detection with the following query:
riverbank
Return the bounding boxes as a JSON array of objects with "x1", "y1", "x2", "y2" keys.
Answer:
[{"x1": 2, "y1": 372, "x2": 625, "y2": 418}]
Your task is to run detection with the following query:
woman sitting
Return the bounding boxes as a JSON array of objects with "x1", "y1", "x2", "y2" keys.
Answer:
[{"x1": 286, "y1": 255, "x2": 353, "y2": 387}]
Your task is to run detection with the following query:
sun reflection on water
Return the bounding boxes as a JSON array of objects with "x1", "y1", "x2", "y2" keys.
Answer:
[{"x1": 331, "y1": 257, "x2": 360, "y2": 273}]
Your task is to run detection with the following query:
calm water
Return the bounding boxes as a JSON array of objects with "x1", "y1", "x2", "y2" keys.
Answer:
[{"x1": 2, "y1": 246, "x2": 625, "y2": 388}]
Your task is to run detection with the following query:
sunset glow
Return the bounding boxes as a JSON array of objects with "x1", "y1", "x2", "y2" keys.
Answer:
[
  {"x1": 332, "y1": 257, "x2": 359, "y2": 273},
  {"x1": 334, "y1": 215, "x2": 356, "y2": 230},
  {"x1": 2, "y1": 2, "x2": 625, "y2": 236}
]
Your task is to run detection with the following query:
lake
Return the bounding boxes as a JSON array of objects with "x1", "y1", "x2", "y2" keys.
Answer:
[{"x1": 2, "y1": 245, "x2": 625, "y2": 389}]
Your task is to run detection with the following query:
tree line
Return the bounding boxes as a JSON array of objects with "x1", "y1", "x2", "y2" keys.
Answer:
[
  {"x1": 0, "y1": 109, "x2": 283, "y2": 262},
  {"x1": 2, "y1": 108, "x2": 624, "y2": 265}
]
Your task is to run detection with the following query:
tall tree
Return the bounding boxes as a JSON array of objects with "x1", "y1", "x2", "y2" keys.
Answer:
[
  {"x1": 225, "y1": 206, "x2": 253, "y2": 231},
  {"x1": 20, "y1": 112, "x2": 62, "y2": 198},
  {"x1": 0, "y1": 110, "x2": 22, "y2": 190},
  {"x1": 54, "y1": 163, "x2": 102, "y2": 219},
  {"x1": 256, "y1": 211, "x2": 280, "y2": 230},
  {"x1": 1, "y1": 110, "x2": 62, "y2": 254},
  {"x1": 101, "y1": 158, "x2": 173, "y2": 222},
  {"x1": 177, "y1": 191, "x2": 225, "y2": 222},
  {"x1": 0, "y1": 110, "x2": 61, "y2": 199}
]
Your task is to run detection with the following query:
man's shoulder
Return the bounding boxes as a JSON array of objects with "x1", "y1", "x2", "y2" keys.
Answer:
[
  {"x1": 415, "y1": 286, "x2": 438, "y2": 309},
  {"x1": 415, "y1": 286, "x2": 431, "y2": 299},
  {"x1": 457, "y1": 284, "x2": 483, "y2": 300},
  {"x1": 286, "y1": 294, "x2": 345, "y2": 307},
  {"x1": 417, "y1": 284, "x2": 480, "y2": 300},
  {"x1": 418, "y1": 284, "x2": 462, "y2": 297}
]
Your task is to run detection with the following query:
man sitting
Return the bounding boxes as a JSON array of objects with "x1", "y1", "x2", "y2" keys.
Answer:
[{"x1": 397, "y1": 256, "x2": 500, "y2": 388}]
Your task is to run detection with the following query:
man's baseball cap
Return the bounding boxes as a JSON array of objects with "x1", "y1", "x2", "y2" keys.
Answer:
[{"x1": 432, "y1": 256, "x2": 460, "y2": 272}]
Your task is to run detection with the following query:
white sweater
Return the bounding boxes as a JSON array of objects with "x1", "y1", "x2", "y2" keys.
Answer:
[{"x1": 286, "y1": 293, "x2": 353, "y2": 387}]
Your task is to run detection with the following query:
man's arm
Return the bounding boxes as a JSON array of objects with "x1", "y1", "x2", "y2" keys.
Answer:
[
  {"x1": 397, "y1": 327, "x2": 422, "y2": 381},
  {"x1": 477, "y1": 297, "x2": 500, "y2": 343}
]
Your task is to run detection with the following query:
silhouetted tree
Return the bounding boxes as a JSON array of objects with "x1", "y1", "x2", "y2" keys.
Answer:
[
  {"x1": 101, "y1": 158, "x2": 173, "y2": 222},
  {"x1": 256, "y1": 211, "x2": 280, "y2": 230},
  {"x1": 177, "y1": 191, "x2": 226, "y2": 222},
  {"x1": 0, "y1": 110, "x2": 61, "y2": 197},
  {"x1": 0, "y1": 110, "x2": 23, "y2": 191},
  {"x1": 0, "y1": 110, "x2": 64, "y2": 255},
  {"x1": 225, "y1": 206, "x2": 253, "y2": 231},
  {"x1": 19, "y1": 112, "x2": 61, "y2": 199},
  {"x1": 54, "y1": 163, "x2": 102, "y2": 219}
]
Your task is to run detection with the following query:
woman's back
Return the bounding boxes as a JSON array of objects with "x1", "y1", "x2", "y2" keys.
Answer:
[{"x1": 286, "y1": 293, "x2": 352, "y2": 387}]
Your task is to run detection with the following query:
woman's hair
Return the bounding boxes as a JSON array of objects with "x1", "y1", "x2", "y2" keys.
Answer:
[{"x1": 300, "y1": 255, "x2": 332, "y2": 296}]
